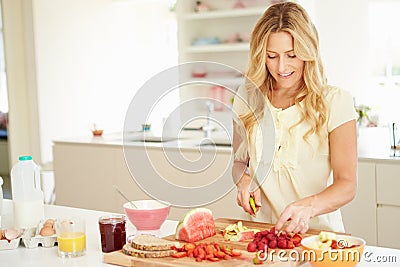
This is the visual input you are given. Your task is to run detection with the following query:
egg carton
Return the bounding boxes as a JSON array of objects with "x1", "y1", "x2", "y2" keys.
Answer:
[
  {"x1": 0, "y1": 228, "x2": 24, "y2": 250},
  {"x1": 0, "y1": 237, "x2": 22, "y2": 250},
  {"x1": 22, "y1": 220, "x2": 57, "y2": 248}
]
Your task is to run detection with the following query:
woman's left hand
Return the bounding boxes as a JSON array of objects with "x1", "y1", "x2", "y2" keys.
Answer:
[{"x1": 275, "y1": 197, "x2": 316, "y2": 234}]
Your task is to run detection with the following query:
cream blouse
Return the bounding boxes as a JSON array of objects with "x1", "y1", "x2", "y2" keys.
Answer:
[{"x1": 232, "y1": 85, "x2": 357, "y2": 232}]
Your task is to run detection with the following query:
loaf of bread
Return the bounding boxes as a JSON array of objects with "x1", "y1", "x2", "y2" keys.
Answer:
[
  {"x1": 129, "y1": 234, "x2": 180, "y2": 251},
  {"x1": 122, "y1": 244, "x2": 176, "y2": 258}
]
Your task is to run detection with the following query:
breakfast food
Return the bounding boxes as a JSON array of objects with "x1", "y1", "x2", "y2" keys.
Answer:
[
  {"x1": 312, "y1": 231, "x2": 359, "y2": 249},
  {"x1": 170, "y1": 242, "x2": 242, "y2": 262},
  {"x1": 122, "y1": 244, "x2": 177, "y2": 258},
  {"x1": 40, "y1": 227, "x2": 55, "y2": 236},
  {"x1": 0, "y1": 229, "x2": 2, "y2": 239},
  {"x1": 4, "y1": 228, "x2": 21, "y2": 240},
  {"x1": 222, "y1": 221, "x2": 260, "y2": 241},
  {"x1": 247, "y1": 226, "x2": 302, "y2": 252},
  {"x1": 175, "y1": 208, "x2": 216, "y2": 242},
  {"x1": 122, "y1": 234, "x2": 179, "y2": 258},
  {"x1": 130, "y1": 234, "x2": 179, "y2": 251},
  {"x1": 39, "y1": 218, "x2": 56, "y2": 236}
]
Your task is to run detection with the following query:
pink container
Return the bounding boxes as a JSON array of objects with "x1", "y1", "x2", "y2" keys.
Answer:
[{"x1": 123, "y1": 200, "x2": 170, "y2": 231}]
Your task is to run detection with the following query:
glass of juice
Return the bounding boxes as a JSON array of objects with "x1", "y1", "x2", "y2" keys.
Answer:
[
  {"x1": 56, "y1": 218, "x2": 86, "y2": 257},
  {"x1": 99, "y1": 215, "x2": 126, "y2": 253}
]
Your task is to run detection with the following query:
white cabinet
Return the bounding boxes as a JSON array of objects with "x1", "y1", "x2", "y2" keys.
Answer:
[
  {"x1": 376, "y1": 163, "x2": 400, "y2": 248},
  {"x1": 377, "y1": 205, "x2": 400, "y2": 249},
  {"x1": 53, "y1": 142, "x2": 245, "y2": 221},
  {"x1": 341, "y1": 161, "x2": 377, "y2": 245}
]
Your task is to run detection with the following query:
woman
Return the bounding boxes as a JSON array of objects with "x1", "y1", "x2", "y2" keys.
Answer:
[{"x1": 232, "y1": 1, "x2": 357, "y2": 234}]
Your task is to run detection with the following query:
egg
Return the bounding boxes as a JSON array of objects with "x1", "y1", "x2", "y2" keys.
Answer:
[
  {"x1": 40, "y1": 227, "x2": 55, "y2": 236},
  {"x1": 44, "y1": 219, "x2": 55, "y2": 225},
  {"x1": 4, "y1": 228, "x2": 20, "y2": 240},
  {"x1": 43, "y1": 222, "x2": 54, "y2": 228}
]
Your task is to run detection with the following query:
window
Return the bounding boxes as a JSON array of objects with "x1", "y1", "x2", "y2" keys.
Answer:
[{"x1": 361, "y1": 0, "x2": 400, "y2": 124}]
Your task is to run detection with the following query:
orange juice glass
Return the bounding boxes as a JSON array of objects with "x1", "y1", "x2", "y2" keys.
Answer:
[{"x1": 56, "y1": 219, "x2": 86, "y2": 257}]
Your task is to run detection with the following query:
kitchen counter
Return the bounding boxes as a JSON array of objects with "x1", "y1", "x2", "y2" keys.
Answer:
[
  {"x1": 1, "y1": 199, "x2": 400, "y2": 267},
  {"x1": 53, "y1": 129, "x2": 400, "y2": 162},
  {"x1": 53, "y1": 131, "x2": 232, "y2": 153}
]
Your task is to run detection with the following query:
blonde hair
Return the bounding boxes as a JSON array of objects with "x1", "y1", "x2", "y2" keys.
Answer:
[{"x1": 241, "y1": 1, "x2": 328, "y2": 146}]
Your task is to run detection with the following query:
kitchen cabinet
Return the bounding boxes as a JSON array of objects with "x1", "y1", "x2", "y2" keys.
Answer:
[
  {"x1": 341, "y1": 161, "x2": 377, "y2": 245},
  {"x1": 53, "y1": 141, "x2": 247, "y2": 221},
  {"x1": 376, "y1": 163, "x2": 400, "y2": 248},
  {"x1": 377, "y1": 205, "x2": 400, "y2": 249}
]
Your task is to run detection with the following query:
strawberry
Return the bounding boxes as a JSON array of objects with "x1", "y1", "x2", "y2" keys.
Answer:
[
  {"x1": 231, "y1": 250, "x2": 242, "y2": 257},
  {"x1": 247, "y1": 242, "x2": 257, "y2": 252},
  {"x1": 277, "y1": 239, "x2": 287, "y2": 249},
  {"x1": 172, "y1": 251, "x2": 187, "y2": 258},
  {"x1": 268, "y1": 240, "x2": 277, "y2": 249},
  {"x1": 287, "y1": 241, "x2": 295, "y2": 249},
  {"x1": 291, "y1": 234, "x2": 302, "y2": 245},
  {"x1": 183, "y1": 242, "x2": 196, "y2": 251}
]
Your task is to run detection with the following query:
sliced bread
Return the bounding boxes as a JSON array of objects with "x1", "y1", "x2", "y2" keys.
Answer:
[
  {"x1": 130, "y1": 234, "x2": 180, "y2": 251},
  {"x1": 122, "y1": 244, "x2": 176, "y2": 258}
]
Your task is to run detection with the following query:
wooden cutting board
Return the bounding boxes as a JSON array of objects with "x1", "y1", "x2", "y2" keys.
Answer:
[{"x1": 103, "y1": 218, "x2": 319, "y2": 267}]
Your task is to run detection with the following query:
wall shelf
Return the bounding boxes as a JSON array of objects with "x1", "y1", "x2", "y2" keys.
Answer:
[
  {"x1": 186, "y1": 43, "x2": 250, "y2": 53},
  {"x1": 183, "y1": 7, "x2": 265, "y2": 20}
]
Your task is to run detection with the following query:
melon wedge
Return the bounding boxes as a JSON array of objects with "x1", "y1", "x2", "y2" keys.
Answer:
[{"x1": 175, "y1": 208, "x2": 216, "y2": 242}]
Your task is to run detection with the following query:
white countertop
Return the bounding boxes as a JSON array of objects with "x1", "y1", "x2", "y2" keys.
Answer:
[
  {"x1": 1, "y1": 199, "x2": 400, "y2": 267},
  {"x1": 0, "y1": 199, "x2": 178, "y2": 267},
  {"x1": 53, "y1": 129, "x2": 400, "y2": 162}
]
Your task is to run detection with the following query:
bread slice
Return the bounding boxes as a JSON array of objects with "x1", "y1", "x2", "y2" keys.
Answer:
[
  {"x1": 130, "y1": 234, "x2": 180, "y2": 251},
  {"x1": 122, "y1": 244, "x2": 176, "y2": 258}
]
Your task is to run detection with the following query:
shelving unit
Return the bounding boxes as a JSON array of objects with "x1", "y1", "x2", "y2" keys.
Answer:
[{"x1": 176, "y1": 0, "x2": 270, "y2": 123}]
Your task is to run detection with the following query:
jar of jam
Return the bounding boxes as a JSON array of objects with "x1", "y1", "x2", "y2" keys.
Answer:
[{"x1": 98, "y1": 215, "x2": 126, "y2": 253}]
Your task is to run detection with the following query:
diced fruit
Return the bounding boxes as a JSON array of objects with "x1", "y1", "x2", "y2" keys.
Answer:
[
  {"x1": 222, "y1": 221, "x2": 260, "y2": 241},
  {"x1": 269, "y1": 240, "x2": 277, "y2": 249},
  {"x1": 246, "y1": 226, "x2": 303, "y2": 252},
  {"x1": 183, "y1": 243, "x2": 196, "y2": 251},
  {"x1": 175, "y1": 208, "x2": 216, "y2": 242},
  {"x1": 238, "y1": 230, "x2": 256, "y2": 241},
  {"x1": 247, "y1": 242, "x2": 257, "y2": 252},
  {"x1": 172, "y1": 251, "x2": 187, "y2": 258},
  {"x1": 253, "y1": 257, "x2": 263, "y2": 265},
  {"x1": 277, "y1": 239, "x2": 287, "y2": 249},
  {"x1": 231, "y1": 250, "x2": 242, "y2": 257}
]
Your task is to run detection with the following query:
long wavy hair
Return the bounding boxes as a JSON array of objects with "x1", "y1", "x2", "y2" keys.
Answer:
[{"x1": 240, "y1": 1, "x2": 328, "y2": 148}]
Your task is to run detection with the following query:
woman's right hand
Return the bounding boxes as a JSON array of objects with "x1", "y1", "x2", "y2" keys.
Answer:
[{"x1": 236, "y1": 174, "x2": 262, "y2": 216}]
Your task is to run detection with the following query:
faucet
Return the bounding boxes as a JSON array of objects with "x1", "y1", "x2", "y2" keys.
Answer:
[{"x1": 203, "y1": 101, "x2": 214, "y2": 138}]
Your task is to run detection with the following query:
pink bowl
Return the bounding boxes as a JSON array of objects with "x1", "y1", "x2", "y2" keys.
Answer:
[{"x1": 123, "y1": 200, "x2": 170, "y2": 231}]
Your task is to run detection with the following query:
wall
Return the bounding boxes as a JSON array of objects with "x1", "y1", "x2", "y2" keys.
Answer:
[
  {"x1": 2, "y1": 0, "x2": 41, "y2": 166},
  {"x1": 305, "y1": 0, "x2": 369, "y2": 100},
  {"x1": 31, "y1": 0, "x2": 177, "y2": 163}
]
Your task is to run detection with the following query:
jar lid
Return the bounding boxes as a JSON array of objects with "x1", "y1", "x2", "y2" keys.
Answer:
[{"x1": 19, "y1": 155, "x2": 32, "y2": 161}]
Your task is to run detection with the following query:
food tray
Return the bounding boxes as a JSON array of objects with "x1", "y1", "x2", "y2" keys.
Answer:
[
  {"x1": 0, "y1": 237, "x2": 22, "y2": 250},
  {"x1": 22, "y1": 220, "x2": 57, "y2": 248}
]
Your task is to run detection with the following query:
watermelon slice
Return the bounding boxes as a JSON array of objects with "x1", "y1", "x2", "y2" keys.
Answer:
[{"x1": 175, "y1": 208, "x2": 216, "y2": 242}]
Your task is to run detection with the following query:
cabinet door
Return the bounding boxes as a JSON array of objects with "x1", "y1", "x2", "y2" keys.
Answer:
[
  {"x1": 377, "y1": 205, "x2": 400, "y2": 249},
  {"x1": 53, "y1": 144, "x2": 117, "y2": 212},
  {"x1": 377, "y1": 163, "x2": 400, "y2": 206},
  {"x1": 341, "y1": 161, "x2": 377, "y2": 245}
]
